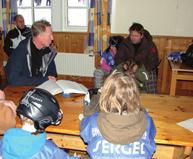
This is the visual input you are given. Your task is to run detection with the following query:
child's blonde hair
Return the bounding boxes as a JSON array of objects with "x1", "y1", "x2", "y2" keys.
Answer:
[{"x1": 99, "y1": 71, "x2": 141, "y2": 114}]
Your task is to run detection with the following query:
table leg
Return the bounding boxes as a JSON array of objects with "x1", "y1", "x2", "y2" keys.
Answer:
[
  {"x1": 170, "y1": 70, "x2": 177, "y2": 96},
  {"x1": 183, "y1": 146, "x2": 192, "y2": 159}
]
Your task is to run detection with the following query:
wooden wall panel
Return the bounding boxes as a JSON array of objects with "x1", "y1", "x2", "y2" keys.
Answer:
[
  {"x1": 153, "y1": 36, "x2": 193, "y2": 94},
  {"x1": 70, "y1": 34, "x2": 86, "y2": 53},
  {"x1": 53, "y1": 32, "x2": 87, "y2": 53},
  {"x1": 53, "y1": 32, "x2": 71, "y2": 52}
]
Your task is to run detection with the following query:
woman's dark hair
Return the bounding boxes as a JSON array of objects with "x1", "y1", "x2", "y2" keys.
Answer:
[
  {"x1": 143, "y1": 29, "x2": 153, "y2": 41},
  {"x1": 129, "y1": 23, "x2": 144, "y2": 35},
  {"x1": 129, "y1": 23, "x2": 153, "y2": 41}
]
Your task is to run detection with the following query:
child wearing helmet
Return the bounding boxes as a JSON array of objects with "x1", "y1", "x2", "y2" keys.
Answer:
[
  {"x1": 0, "y1": 88, "x2": 78, "y2": 159},
  {"x1": 81, "y1": 72, "x2": 156, "y2": 159},
  {"x1": 94, "y1": 36, "x2": 125, "y2": 88}
]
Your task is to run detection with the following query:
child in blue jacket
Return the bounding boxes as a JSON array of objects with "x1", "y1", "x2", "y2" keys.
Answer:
[
  {"x1": 81, "y1": 72, "x2": 156, "y2": 159},
  {"x1": 0, "y1": 88, "x2": 79, "y2": 159}
]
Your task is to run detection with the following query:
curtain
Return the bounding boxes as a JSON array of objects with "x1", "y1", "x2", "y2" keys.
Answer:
[
  {"x1": 2, "y1": 0, "x2": 17, "y2": 37},
  {"x1": 87, "y1": 0, "x2": 112, "y2": 55}
]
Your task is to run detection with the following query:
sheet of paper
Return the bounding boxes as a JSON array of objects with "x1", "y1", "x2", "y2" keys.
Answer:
[
  {"x1": 177, "y1": 118, "x2": 193, "y2": 132},
  {"x1": 37, "y1": 80, "x2": 88, "y2": 95},
  {"x1": 36, "y1": 80, "x2": 63, "y2": 95},
  {"x1": 56, "y1": 80, "x2": 88, "y2": 94}
]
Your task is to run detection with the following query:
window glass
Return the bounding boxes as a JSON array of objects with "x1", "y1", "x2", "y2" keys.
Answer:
[
  {"x1": 18, "y1": 8, "x2": 32, "y2": 26},
  {"x1": 17, "y1": 0, "x2": 31, "y2": 7},
  {"x1": 17, "y1": 0, "x2": 88, "y2": 31},
  {"x1": 34, "y1": 8, "x2": 51, "y2": 23},
  {"x1": 68, "y1": 0, "x2": 87, "y2": 7},
  {"x1": 66, "y1": 0, "x2": 88, "y2": 28},
  {"x1": 17, "y1": 0, "x2": 51, "y2": 26},
  {"x1": 34, "y1": 0, "x2": 51, "y2": 7},
  {"x1": 68, "y1": 8, "x2": 87, "y2": 27}
]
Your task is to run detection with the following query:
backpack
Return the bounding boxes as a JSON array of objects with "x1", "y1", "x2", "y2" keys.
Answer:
[{"x1": 181, "y1": 44, "x2": 193, "y2": 68}]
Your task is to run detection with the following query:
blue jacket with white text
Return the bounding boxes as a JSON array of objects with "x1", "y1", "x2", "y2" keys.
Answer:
[{"x1": 80, "y1": 112, "x2": 156, "y2": 159}]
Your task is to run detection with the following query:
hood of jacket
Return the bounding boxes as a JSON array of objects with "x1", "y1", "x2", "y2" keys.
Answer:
[
  {"x1": 97, "y1": 109, "x2": 147, "y2": 145},
  {"x1": 2, "y1": 128, "x2": 46, "y2": 159}
]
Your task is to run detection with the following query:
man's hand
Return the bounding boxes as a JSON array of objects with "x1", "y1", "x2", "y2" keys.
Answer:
[{"x1": 48, "y1": 76, "x2": 56, "y2": 82}]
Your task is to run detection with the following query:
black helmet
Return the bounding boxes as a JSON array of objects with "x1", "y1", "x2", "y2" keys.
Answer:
[{"x1": 17, "y1": 88, "x2": 63, "y2": 132}]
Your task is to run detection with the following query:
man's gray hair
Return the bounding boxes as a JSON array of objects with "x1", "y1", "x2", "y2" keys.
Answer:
[{"x1": 32, "y1": 20, "x2": 51, "y2": 37}]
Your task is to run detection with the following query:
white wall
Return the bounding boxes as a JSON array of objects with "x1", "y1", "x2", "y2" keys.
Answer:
[
  {"x1": 51, "y1": 1, "x2": 63, "y2": 31},
  {"x1": 1, "y1": 0, "x2": 193, "y2": 36},
  {"x1": 111, "y1": 0, "x2": 193, "y2": 37}
]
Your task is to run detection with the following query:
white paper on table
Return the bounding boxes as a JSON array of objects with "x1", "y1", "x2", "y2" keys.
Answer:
[{"x1": 177, "y1": 118, "x2": 193, "y2": 132}]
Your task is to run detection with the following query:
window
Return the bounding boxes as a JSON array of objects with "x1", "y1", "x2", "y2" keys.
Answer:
[
  {"x1": 17, "y1": 0, "x2": 52, "y2": 26},
  {"x1": 17, "y1": 0, "x2": 89, "y2": 31},
  {"x1": 65, "y1": 0, "x2": 89, "y2": 29}
]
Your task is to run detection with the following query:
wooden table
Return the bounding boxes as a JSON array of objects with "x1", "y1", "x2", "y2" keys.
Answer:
[
  {"x1": 169, "y1": 61, "x2": 193, "y2": 96},
  {"x1": 4, "y1": 86, "x2": 193, "y2": 159}
]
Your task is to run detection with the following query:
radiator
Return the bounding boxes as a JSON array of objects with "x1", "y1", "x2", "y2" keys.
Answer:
[{"x1": 55, "y1": 53, "x2": 95, "y2": 77}]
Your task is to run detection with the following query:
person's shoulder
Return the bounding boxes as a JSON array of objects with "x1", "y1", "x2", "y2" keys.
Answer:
[
  {"x1": 16, "y1": 38, "x2": 29, "y2": 49},
  {"x1": 44, "y1": 139, "x2": 62, "y2": 153},
  {"x1": 21, "y1": 37, "x2": 30, "y2": 44},
  {"x1": 16, "y1": 37, "x2": 30, "y2": 49},
  {"x1": 102, "y1": 49, "x2": 114, "y2": 58},
  {"x1": 23, "y1": 27, "x2": 32, "y2": 35},
  {"x1": 86, "y1": 112, "x2": 99, "y2": 120},
  {"x1": 11, "y1": 38, "x2": 30, "y2": 56},
  {"x1": 3, "y1": 128, "x2": 20, "y2": 136},
  {"x1": 36, "y1": 139, "x2": 69, "y2": 158},
  {"x1": 7, "y1": 28, "x2": 17, "y2": 33},
  {"x1": 186, "y1": 43, "x2": 193, "y2": 53},
  {"x1": 82, "y1": 112, "x2": 99, "y2": 125},
  {"x1": 142, "y1": 37, "x2": 156, "y2": 48},
  {"x1": 25, "y1": 26, "x2": 31, "y2": 30},
  {"x1": 6, "y1": 28, "x2": 18, "y2": 37},
  {"x1": 45, "y1": 139, "x2": 58, "y2": 148},
  {"x1": 144, "y1": 111, "x2": 155, "y2": 126},
  {"x1": 118, "y1": 36, "x2": 132, "y2": 48}
]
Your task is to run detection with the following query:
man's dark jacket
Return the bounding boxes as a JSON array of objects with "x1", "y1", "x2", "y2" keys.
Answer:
[
  {"x1": 5, "y1": 38, "x2": 57, "y2": 86},
  {"x1": 115, "y1": 37, "x2": 159, "y2": 71},
  {"x1": 4, "y1": 26, "x2": 31, "y2": 57}
]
